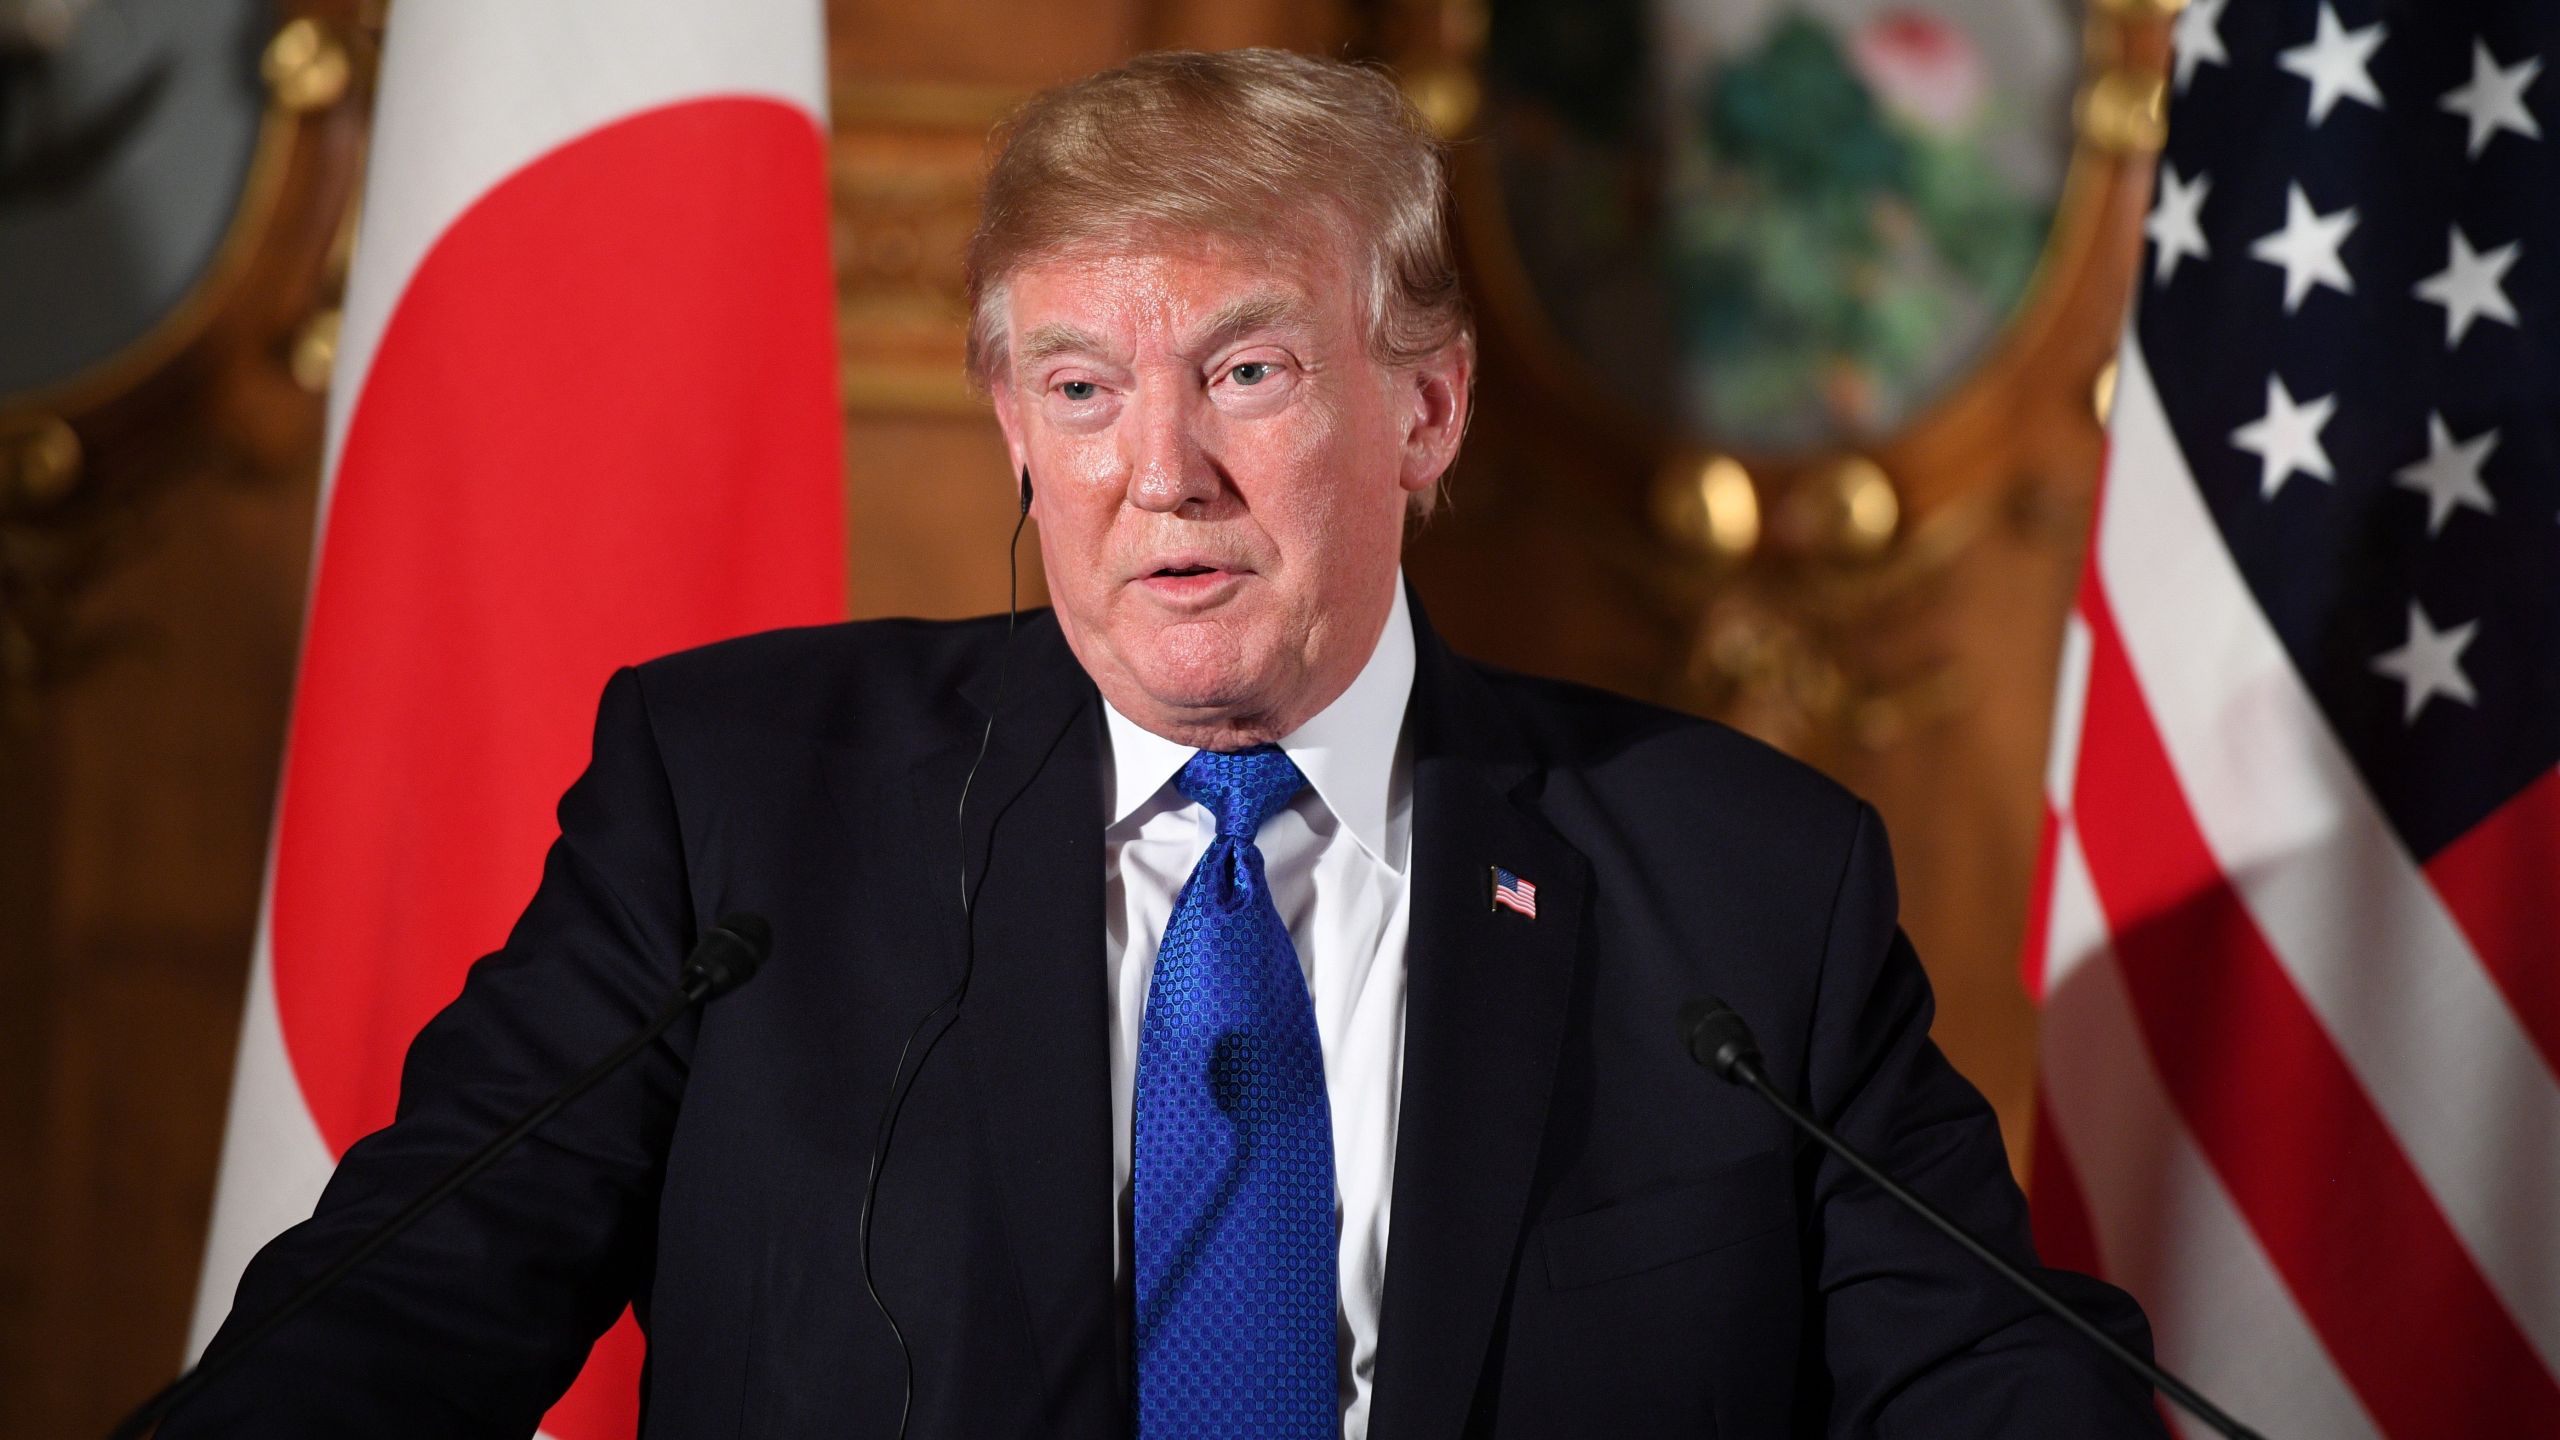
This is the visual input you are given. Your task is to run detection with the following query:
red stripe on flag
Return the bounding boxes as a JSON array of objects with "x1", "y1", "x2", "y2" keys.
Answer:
[
  {"x1": 2025, "y1": 445, "x2": 2110, "y2": 1005},
  {"x1": 2025, "y1": 1088, "x2": 2103, "y2": 1278},
  {"x1": 2071, "y1": 583, "x2": 2560, "y2": 1436},
  {"x1": 2424, "y1": 766, "x2": 2560, "y2": 1081}
]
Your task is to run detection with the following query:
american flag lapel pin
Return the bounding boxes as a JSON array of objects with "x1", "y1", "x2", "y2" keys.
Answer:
[{"x1": 1489, "y1": 865, "x2": 1538, "y2": 919}]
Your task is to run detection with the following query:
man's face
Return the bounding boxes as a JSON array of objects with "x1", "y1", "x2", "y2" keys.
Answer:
[{"x1": 992, "y1": 230, "x2": 1469, "y2": 748}]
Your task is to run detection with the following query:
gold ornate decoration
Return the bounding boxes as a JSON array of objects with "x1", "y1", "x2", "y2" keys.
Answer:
[
  {"x1": 2079, "y1": 67, "x2": 2168, "y2": 155},
  {"x1": 263, "y1": 16, "x2": 352, "y2": 114},
  {"x1": 1401, "y1": 62, "x2": 1481, "y2": 139},
  {"x1": 1651, "y1": 454, "x2": 1761, "y2": 564},
  {"x1": 287, "y1": 186, "x2": 364, "y2": 396},
  {"x1": 290, "y1": 308, "x2": 343, "y2": 394},
  {"x1": 831, "y1": 80, "x2": 1029, "y2": 417},
  {"x1": 0, "y1": 412, "x2": 80, "y2": 706},
  {"x1": 1823, "y1": 456, "x2": 1902, "y2": 561},
  {"x1": 0, "y1": 413, "x2": 81, "y2": 512},
  {"x1": 0, "y1": 4, "x2": 375, "y2": 707},
  {"x1": 1387, "y1": 0, "x2": 2171, "y2": 749},
  {"x1": 0, "y1": 14, "x2": 361, "y2": 423},
  {"x1": 1669, "y1": 482, "x2": 1998, "y2": 750},
  {"x1": 2094, "y1": 0, "x2": 2189, "y2": 19}
]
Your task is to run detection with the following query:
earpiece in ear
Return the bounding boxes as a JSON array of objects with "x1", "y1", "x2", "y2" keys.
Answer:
[{"x1": 1018, "y1": 465, "x2": 1033, "y2": 516}]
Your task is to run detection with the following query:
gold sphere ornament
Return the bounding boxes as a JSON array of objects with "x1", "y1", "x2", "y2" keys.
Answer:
[
  {"x1": 264, "y1": 18, "x2": 351, "y2": 114},
  {"x1": 0, "y1": 413, "x2": 84, "y2": 510},
  {"x1": 1652, "y1": 454, "x2": 1761, "y2": 562}
]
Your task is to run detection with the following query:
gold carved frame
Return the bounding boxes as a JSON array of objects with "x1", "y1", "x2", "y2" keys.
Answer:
[
  {"x1": 1386, "y1": 0, "x2": 2179, "y2": 746},
  {"x1": 0, "y1": 1, "x2": 376, "y2": 705}
]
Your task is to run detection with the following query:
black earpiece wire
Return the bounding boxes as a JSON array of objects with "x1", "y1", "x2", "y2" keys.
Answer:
[{"x1": 856, "y1": 466, "x2": 1032, "y2": 1440}]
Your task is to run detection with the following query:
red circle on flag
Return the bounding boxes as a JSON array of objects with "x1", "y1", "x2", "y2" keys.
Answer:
[{"x1": 266, "y1": 96, "x2": 843, "y2": 1435}]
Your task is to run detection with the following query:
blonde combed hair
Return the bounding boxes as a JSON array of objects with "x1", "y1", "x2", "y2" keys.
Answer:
[{"x1": 964, "y1": 48, "x2": 1472, "y2": 392}]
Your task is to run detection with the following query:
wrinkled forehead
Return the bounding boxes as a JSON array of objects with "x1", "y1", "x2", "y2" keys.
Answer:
[{"x1": 995, "y1": 223, "x2": 1367, "y2": 368}]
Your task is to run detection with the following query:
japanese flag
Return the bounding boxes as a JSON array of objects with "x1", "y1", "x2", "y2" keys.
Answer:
[{"x1": 189, "y1": 3, "x2": 843, "y2": 1434}]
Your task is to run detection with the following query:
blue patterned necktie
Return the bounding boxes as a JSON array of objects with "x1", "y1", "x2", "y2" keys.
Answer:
[{"x1": 1133, "y1": 746, "x2": 1337, "y2": 1438}]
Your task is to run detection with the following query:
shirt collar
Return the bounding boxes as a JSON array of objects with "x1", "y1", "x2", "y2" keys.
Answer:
[{"x1": 1101, "y1": 577, "x2": 1416, "y2": 869}]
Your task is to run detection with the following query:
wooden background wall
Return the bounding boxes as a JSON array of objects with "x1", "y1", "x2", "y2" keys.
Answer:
[{"x1": 0, "y1": 1, "x2": 2165, "y2": 1433}]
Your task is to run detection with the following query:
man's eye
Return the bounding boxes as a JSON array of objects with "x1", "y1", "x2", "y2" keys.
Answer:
[
  {"x1": 1228, "y1": 362, "x2": 1273, "y2": 386},
  {"x1": 1058, "y1": 380, "x2": 1097, "y2": 401}
]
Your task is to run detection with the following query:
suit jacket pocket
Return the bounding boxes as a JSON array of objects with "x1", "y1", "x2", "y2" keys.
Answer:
[{"x1": 1540, "y1": 1149, "x2": 1790, "y2": 1292}]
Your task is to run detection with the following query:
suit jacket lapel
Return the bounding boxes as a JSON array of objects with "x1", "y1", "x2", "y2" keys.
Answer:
[
  {"x1": 833, "y1": 601, "x2": 1581, "y2": 1437},
  {"x1": 907, "y1": 614, "x2": 1125, "y2": 1431},
  {"x1": 1369, "y1": 611, "x2": 1588, "y2": 1440}
]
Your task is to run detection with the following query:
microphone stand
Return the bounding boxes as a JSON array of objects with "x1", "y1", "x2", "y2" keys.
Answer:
[
  {"x1": 1678, "y1": 998, "x2": 2267, "y2": 1440},
  {"x1": 108, "y1": 916, "x2": 771, "y2": 1440}
]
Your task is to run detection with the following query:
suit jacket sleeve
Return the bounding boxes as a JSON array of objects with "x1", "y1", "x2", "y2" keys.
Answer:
[
  {"x1": 1804, "y1": 803, "x2": 2165, "y2": 1438},
  {"x1": 164, "y1": 666, "x2": 695, "y2": 1437}
]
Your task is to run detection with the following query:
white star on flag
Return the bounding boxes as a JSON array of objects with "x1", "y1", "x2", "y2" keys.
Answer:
[
  {"x1": 2413, "y1": 225, "x2": 2522, "y2": 346},
  {"x1": 2146, "y1": 165, "x2": 2212, "y2": 284},
  {"x1": 2440, "y1": 40, "x2": 2543, "y2": 158},
  {"x1": 2394, "y1": 413, "x2": 2499, "y2": 536},
  {"x1": 2249, "y1": 184, "x2": 2358, "y2": 312},
  {"x1": 2172, "y1": 0, "x2": 2231, "y2": 95},
  {"x1": 2231, "y1": 375, "x2": 2338, "y2": 498},
  {"x1": 2278, "y1": 4, "x2": 2387, "y2": 125},
  {"x1": 2370, "y1": 601, "x2": 2480, "y2": 722}
]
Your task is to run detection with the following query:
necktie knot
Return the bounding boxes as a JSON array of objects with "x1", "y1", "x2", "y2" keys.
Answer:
[{"x1": 1177, "y1": 746, "x2": 1307, "y2": 841}]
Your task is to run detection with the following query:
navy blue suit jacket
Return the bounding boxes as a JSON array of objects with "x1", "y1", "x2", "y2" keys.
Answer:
[{"x1": 172, "y1": 598, "x2": 2164, "y2": 1437}]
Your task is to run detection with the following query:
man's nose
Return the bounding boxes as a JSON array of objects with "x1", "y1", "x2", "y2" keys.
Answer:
[{"x1": 1123, "y1": 391, "x2": 1221, "y2": 514}]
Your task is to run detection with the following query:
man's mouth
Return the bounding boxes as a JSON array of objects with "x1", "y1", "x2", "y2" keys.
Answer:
[{"x1": 1136, "y1": 562, "x2": 1245, "y2": 603}]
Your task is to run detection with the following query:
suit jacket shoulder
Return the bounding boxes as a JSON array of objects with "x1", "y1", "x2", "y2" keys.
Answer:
[
  {"x1": 630, "y1": 613, "x2": 1019, "y2": 744},
  {"x1": 1471, "y1": 661, "x2": 1866, "y2": 835},
  {"x1": 1459, "y1": 659, "x2": 1883, "y2": 984}
]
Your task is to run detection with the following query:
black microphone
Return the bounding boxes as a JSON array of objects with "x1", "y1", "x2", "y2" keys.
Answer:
[
  {"x1": 109, "y1": 914, "x2": 776, "y2": 1440},
  {"x1": 1676, "y1": 997, "x2": 2268, "y2": 1440}
]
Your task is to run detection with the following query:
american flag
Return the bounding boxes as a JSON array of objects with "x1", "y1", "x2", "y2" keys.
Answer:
[
  {"x1": 2026, "y1": 2, "x2": 2560, "y2": 1436},
  {"x1": 1491, "y1": 866, "x2": 1538, "y2": 919}
]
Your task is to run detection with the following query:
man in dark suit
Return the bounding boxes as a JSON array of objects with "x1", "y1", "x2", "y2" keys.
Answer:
[{"x1": 175, "y1": 48, "x2": 2164, "y2": 1439}]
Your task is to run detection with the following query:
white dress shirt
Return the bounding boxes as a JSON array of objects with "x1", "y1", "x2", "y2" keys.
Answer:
[{"x1": 1101, "y1": 579, "x2": 1416, "y2": 1440}]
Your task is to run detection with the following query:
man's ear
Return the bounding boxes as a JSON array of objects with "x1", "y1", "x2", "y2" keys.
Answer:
[{"x1": 1396, "y1": 338, "x2": 1474, "y2": 499}]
